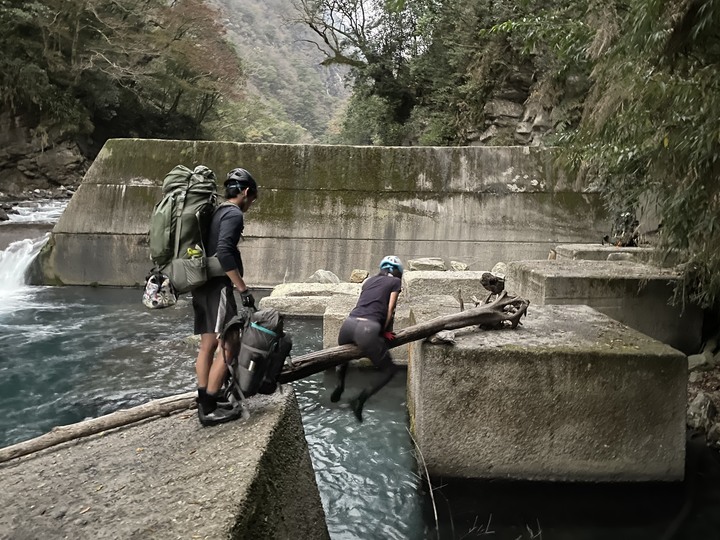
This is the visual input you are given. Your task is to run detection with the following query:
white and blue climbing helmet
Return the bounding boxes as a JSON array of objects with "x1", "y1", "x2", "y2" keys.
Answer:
[{"x1": 379, "y1": 255, "x2": 403, "y2": 274}]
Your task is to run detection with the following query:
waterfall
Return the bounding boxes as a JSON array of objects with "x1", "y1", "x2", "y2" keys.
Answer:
[{"x1": 0, "y1": 234, "x2": 50, "y2": 294}]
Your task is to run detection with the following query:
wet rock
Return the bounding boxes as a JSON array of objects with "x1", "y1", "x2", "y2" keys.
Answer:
[
  {"x1": 307, "y1": 269, "x2": 340, "y2": 284},
  {"x1": 450, "y1": 261, "x2": 469, "y2": 271},
  {"x1": 408, "y1": 257, "x2": 446, "y2": 271},
  {"x1": 607, "y1": 252, "x2": 636, "y2": 262},
  {"x1": 688, "y1": 351, "x2": 715, "y2": 372},
  {"x1": 0, "y1": 208, "x2": 8, "y2": 221},
  {"x1": 349, "y1": 269, "x2": 369, "y2": 283},
  {"x1": 491, "y1": 262, "x2": 507, "y2": 278},
  {"x1": 687, "y1": 392, "x2": 717, "y2": 432},
  {"x1": 484, "y1": 99, "x2": 524, "y2": 119},
  {"x1": 708, "y1": 423, "x2": 720, "y2": 448}
]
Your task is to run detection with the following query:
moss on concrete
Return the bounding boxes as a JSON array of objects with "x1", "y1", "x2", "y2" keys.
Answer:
[
  {"x1": 86, "y1": 140, "x2": 581, "y2": 194},
  {"x1": 43, "y1": 139, "x2": 611, "y2": 287}
]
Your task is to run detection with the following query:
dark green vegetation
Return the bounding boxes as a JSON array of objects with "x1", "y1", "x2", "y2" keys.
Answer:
[
  {"x1": 0, "y1": 0, "x2": 243, "y2": 153},
  {"x1": 297, "y1": 0, "x2": 720, "y2": 308},
  {"x1": 2, "y1": 0, "x2": 718, "y2": 307},
  {"x1": 0, "y1": 0, "x2": 345, "y2": 152},
  {"x1": 208, "y1": 0, "x2": 348, "y2": 144}
]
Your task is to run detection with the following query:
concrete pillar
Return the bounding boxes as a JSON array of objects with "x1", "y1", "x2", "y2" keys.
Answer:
[
  {"x1": 505, "y1": 259, "x2": 702, "y2": 354},
  {"x1": 407, "y1": 304, "x2": 687, "y2": 482},
  {"x1": 0, "y1": 387, "x2": 329, "y2": 539}
]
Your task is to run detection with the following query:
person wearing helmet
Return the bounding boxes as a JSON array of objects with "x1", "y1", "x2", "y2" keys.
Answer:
[
  {"x1": 193, "y1": 167, "x2": 258, "y2": 426},
  {"x1": 331, "y1": 255, "x2": 404, "y2": 422}
]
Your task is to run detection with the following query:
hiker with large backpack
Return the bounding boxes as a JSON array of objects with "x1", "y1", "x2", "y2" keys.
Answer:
[{"x1": 193, "y1": 168, "x2": 258, "y2": 426}]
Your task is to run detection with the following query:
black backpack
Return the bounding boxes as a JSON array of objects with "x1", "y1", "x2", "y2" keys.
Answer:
[{"x1": 221, "y1": 308, "x2": 293, "y2": 402}]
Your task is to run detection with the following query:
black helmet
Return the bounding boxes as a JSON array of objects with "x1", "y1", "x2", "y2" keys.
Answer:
[{"x1": 225, "y1": 168, "x2": 258, "y2": 195}]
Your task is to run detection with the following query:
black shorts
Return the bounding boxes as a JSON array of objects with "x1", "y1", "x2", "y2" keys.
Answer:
[{"x1": 192, "y1": 277, "x2": 238, "y2": 335}]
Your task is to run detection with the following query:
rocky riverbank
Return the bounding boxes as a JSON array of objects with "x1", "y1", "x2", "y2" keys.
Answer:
[
  {"x1": 0, "y1": 187, "x2": 75, "y2": 221},
  {"x1": 687, "y1": 336, "x2": 720, "y2": 448},
  {"x1": 0, "y1": 112, "x2": 87, "y2": 203}
]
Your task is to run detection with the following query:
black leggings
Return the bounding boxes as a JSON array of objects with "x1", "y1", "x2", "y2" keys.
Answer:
[
  {"x1": 334, "y1": 317, "x2": 399, "y2": 408},
  {"x1": 337, "y1": 317, "x2": 392, "y2": 368}
]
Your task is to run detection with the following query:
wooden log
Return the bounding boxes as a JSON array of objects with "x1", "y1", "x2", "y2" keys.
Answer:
[
  {"x1": 279, "y1": 291, "x2": 529, "y2": 383},
  {"x1": 0, "y1": 392, "x2": 196, "y2": 464}
]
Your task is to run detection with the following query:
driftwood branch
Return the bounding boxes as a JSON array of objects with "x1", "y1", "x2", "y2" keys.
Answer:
[
  {"x1": 0, "y1": 392, "x2": 196, "y2": 464},
  {"x1": 279, "y1": 291, "x2": 529, "y2": 383}
]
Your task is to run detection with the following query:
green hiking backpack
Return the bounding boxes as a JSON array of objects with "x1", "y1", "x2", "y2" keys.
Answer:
[{"x1": 148, "y1": 165, "x2": 224, "y2": 294}]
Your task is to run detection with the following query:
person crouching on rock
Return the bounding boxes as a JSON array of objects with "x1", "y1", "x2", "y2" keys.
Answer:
[{"x1": 331, "y1": 255, "x2": 404, "y2": 422}]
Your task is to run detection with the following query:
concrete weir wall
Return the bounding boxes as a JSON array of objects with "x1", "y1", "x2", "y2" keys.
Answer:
[{"x1": 36, "y1": 139, "x2": 608, "y2": 287}]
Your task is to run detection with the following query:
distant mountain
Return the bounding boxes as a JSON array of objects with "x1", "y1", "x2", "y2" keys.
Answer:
[{"x1": 211, "y1": 0, "x2": 349, "y2": 142}]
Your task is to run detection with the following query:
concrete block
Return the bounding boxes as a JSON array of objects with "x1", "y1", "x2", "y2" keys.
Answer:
[
  {"x1": 323, "y1": 295, "x2": 411, "y2": 366},
  {"x1": 555, "y1": 243, "x2": 657, "y2": 264},
  {"x1": 505, "y1": 259, "x2": 702, "y2": 355},
  {"x1": 259, "y1": 295, "x2": 333, "y2": 317},
  {"x1": 407, "y1": 304, "x2": 687, "y2": 482},
  {"x1": 270, "y1": 282, "x2": 361, "y2": 297},
  {"x1": 402, "y1": 271, "x2": 492, "y2": 302},
  {"x1": 0, "y1": 387, "x2": 329, "y2": 539},
  {"x1": 257, "y1": 282, "x2": 363, "y2": 317}
]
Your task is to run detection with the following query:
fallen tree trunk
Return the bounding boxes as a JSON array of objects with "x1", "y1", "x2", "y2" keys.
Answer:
[
  {"x1": 0, "y1": 292, "x2": 528, "y2": 464},
  {"x1": 279, "y1": 291, "x2": 528, "y2": 383},
  {"x1": 0, "y1": 392, "x2": 195, "y2": 464}
]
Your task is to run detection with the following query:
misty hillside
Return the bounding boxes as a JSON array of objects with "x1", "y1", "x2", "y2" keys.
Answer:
[{"x1": 212, "y1": 0, "x2": 349, "y2": 142}]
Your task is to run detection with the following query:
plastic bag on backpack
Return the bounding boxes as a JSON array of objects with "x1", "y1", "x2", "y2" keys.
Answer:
[{"x1": 142, "y1": 271, "x2": 178, "y2": 309}]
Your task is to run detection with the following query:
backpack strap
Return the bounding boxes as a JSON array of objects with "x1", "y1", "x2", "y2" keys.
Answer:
[
  {"x1": 250, "y1": 322, "x2": 278, "y2": 338},
  {"x1": 172, "y1": 189, "x2": 189, "y2": 260}
]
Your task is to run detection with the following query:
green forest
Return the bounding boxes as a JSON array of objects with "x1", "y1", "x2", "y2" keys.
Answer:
[{"x1": 1, "y1": 0, "x2": 718, "y2": 306}]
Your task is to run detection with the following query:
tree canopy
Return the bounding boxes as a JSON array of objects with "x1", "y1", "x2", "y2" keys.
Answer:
[
  {"x1": 563, "y1": 0, "x2": 720, "y2": 308},
  {"x1": 295, "y1": 0, "x2": 720, "y2": 308},
  {"x1": 0, "y1": 0, "x2": 245, "y2": 150}
]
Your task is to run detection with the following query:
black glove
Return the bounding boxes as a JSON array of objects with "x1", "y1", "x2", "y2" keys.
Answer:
[{"x1": 240, "y1": 289, "x2": 255, "y2": 309}]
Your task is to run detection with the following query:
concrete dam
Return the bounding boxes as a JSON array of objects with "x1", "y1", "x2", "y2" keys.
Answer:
[{"x1": 35, "y1": 139, "x2": 609, "y2": 287}]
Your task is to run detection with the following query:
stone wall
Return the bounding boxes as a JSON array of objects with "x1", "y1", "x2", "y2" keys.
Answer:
[{"x1": 36, "y1": 139, "x2": 609, "y2": 287}]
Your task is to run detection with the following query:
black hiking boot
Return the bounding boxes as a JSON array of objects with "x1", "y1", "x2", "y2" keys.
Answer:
[
  {"x1": 198, "y1": 404, "x2": 243, "y2": 427},
  {"x1": 330, "y1": 385, "x2": 344, "y2": 403},
  {"x1": 349, "y1": 390, "x2": 369, "y2": 423}
]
